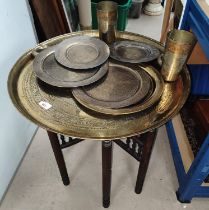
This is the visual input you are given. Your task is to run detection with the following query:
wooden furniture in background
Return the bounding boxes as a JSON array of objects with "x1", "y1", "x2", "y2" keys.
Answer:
[
  {"x1": 188, "y1": 43, "x2": 209, "y2": 64},
  {"x1": 29, "y1": 0, "x2": 70, "y2": 42},
  {"x1": 160, "y1": 0, "x2": 174, "y2": 43}
]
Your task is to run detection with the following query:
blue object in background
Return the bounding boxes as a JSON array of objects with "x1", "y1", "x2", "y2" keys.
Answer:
[{"x1": 166, "y1": 0, "x2": 209, "y2": 203}]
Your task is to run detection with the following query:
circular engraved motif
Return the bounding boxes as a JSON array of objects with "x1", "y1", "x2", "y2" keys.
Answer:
[
  {"x1": 55, "y1": 35, "x2": 110, "y2": 69},
  {"x1": 66, "y1": 44, "x2": 99, "y2": 64},
  {"x1": 110, "y1": 41, "x2": 160, "y2": 63},
  {"x1": 72, "y1": 63, "x2": 151, "y2": 109},
  {"x1": 33, "y1": 46, "x2": 108, "y2": 87}
]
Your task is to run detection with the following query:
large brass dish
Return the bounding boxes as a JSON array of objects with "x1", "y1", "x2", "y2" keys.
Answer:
[
  {"x1": 72, "y1": 62, "x2": 151, "y2": 109},
  {"x1": 8, "y1": 31, "x2": 190, "y2": 140},
  {"x1": 72, "y1": 61, "x2": 164, "y2": 115}
]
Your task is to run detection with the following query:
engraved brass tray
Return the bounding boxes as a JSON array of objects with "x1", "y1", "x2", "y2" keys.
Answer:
[
  {"x1": 55, "y1": 35, "x2": 110, "y2": 69},
  {"x1": 72, "y1": 62, "x2": 151, "y2": 109},
  {"x1": 72, "y1": 62, "x2": 164, "y2": 115},
  {"x1": 8, "y1": 31, "x2": 190, "y2": 140},
  {"x1": 110, "y1": 41, "x2": 160, "y2": 63},
  {"x1": 33, "y1": 46, "x2": 108, "y2": 87}
]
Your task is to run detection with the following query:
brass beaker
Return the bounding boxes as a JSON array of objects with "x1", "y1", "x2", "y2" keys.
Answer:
[
  {"x1": 97, "y1": 1, "x2": 118, "y2": 44},
  {"x1": 161, "y1": 29, "x2": 197, "y2": 82}
]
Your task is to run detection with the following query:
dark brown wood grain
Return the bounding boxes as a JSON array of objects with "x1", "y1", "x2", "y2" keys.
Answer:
[
  {"x1": 29, "y1": 0, "x2": 70, "y2": 41},
  {"x1": 47, "y1": 131, "x2": 70, "y2": 185},
  {"x1": 102, "y1": 141, "x2": 113, "y2": 208},
  {"x1": 192, "y1": 100, "x2": 209, "y2": 131},
  {"x1": 135, "y1": 130, "x2": 157, "y2": 194},
  {"x1": 47, "y1": 129, "x2": 157, "y2": 207}
]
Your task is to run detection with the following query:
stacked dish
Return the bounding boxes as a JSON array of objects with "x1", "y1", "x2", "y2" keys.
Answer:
[
  {"x1": 33, "y1": 35, "x2": 110, "y2": 87},
  {"x1": 32, "y1": 35, "x2": 164, "y2": 116}
]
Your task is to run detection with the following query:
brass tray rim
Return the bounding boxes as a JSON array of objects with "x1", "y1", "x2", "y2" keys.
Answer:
[{"x1": 7, "y1": 30, "x2": 191, "y2": 140}]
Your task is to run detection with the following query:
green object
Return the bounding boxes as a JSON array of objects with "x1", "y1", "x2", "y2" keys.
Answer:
[{"x1": 91, "y1": 0, "x2": 132, "y2": 31}]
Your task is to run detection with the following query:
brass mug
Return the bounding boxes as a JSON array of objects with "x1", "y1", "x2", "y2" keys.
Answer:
[
  {"x1": 97, "y1": 1, "x2": 118, "y2": 44},
  {"x1": 161, "y1": 29, "x2": 197, "y2": 82}
]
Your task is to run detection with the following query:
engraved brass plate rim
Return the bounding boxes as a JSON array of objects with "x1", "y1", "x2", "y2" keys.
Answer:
[
  {"x1": 110, "y1": 41, "x2": 160, "y2": 63},
  {"x1": 72, "y1": 63, "x2": 164, "y2": 115},
  {"x1": 8, "y1": 30, "x2": 191, "y2": 140},
  {"x1": 55, "y1": 35, "x2": 110, "y2": 69},
  {"x1": 33, "y1": 46, "x2": 108, "y2": 88},
  {"x1": 72, "y1": 63, "x2": 151, "y2": 109}
]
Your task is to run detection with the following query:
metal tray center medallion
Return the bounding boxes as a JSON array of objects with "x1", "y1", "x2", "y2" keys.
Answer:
[
  {"x1": 66, "y1": 43, "x2": 99, "y2": 64},
  {"x1": 85, "y1": 65, "x2": 140, "y2": 102},
  {"x1": 117, "y1": 46, "x2": 148, "y2": 60},
  {"x1": 110, "y1": 41, "x2": 160, "y2": 63}
]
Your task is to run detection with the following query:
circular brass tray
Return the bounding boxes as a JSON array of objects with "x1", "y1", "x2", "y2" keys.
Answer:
[
  {"x1": 72, "y1": 62, "x2": 164, "y2": 115},
  {"x1": 8, "y1": 31, "x2": 190, "y2": 140},
  {"x1": 110, "y1": 41, "x2": 160, "y2": 63},
  {"x1": 72, "y1": 62, "x2": 151, "y2": 109},
  {"x1": 33, "y1": 46, "x2": 108, "y2": 87},
  {"x1": 55, "y1": 35, "x2": 110, "y2": 69}
]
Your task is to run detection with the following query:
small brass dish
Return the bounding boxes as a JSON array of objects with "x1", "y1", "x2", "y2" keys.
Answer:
[
  {"x1": 110, "y1": 41, "x2": 160, "y2": 63},
  {"x1": 33, "y1": 46, "x2": 108, "y2": 87},
  {"x1": 55, "y1": 35, "x2": 110, "y2": 70}
]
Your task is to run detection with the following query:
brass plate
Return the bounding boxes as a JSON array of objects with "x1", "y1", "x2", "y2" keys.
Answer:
[
  {"x1": 8, "y1": 31, "x2": 190, "y2": 140},
  {"x1": 33, "y1": 46, "x2": 108, "y2": 87},
  {"x1": 72, "y1": 62, "x2": 151, "y2": 109},
  {"x1": 110, "y1": 41, "x2": 160, "y2": 63},
  {"x1": 72, "y1": 63, "x2": 164, "y2": 115},
  {"x1": 55, "y1": 35, "x2": 110, "y2": 69}
]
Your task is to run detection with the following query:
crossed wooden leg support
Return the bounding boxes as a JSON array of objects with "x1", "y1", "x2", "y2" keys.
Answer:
[{"x1": 47, "y1": 129, "x2": 157, "y2": 208}]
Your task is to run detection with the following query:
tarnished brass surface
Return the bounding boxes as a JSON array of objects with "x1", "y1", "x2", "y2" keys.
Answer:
[
  {"x1": 72, "y1": 63, "x2": 164, "y2": 115},
  {"x1": 55, "y1": 35, "x2": 110, "y2": 69},
  {"x1": 110, "y1": 41, "x2": 160, "y2": 63},
  {"x1": 8, "y1": 30, "x2": 190, "y2": 140},
  {"x1": 72, "y1": 62, "x2": 151, "y2": 109},
  {"x1": 161, "y1": 29, "x2": 197, "y2": 81},
  {"x1": 97, "y1": 1, "x2": 118, "y2": 44},
  {"x1": 33, "y1": 46, "x2": 108, "y2": 87}
]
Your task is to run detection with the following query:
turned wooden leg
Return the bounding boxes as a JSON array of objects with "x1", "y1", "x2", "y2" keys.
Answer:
[
  {"x1": 135, "y1": 130, "x2": 157, "y2": 194},
  {"x1": 102, "y1": 141, "x2": 113, "y2": 208},
  {"x1": 47, "y1": 131, "x2": 70, "y2": 186}
]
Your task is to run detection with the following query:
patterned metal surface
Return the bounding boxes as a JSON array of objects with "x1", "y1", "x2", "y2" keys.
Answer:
[
  {"x1": 72, "y1": 62, "x2": 151, "y2": 109},
  {"x1": 8, "y1": 31, "x2": 191, "y2": 140},
  {"x1": 55, "y1": 35, "x2": 110, "y2": 69},
  {"x1": 110, "y1": 41, "x2": 160, "y2": 63},
  {"x1": 33, "y1": 46, "x2": 108, "y2": 87},
  {"x1": 72, "y1": 62, "x2": 164, "y2": 115}
]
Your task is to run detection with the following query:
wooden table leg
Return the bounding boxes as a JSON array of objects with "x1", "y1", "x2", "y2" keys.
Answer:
[
  {"x1": 102, "y1": 141, "x2": 113, "y2": 208},
  {"x1": 135, "y1": 130, "x2": 157, "y2": 194},
  {"x1": 47, "y1": 131, "x2": 70, "y2": 186}
]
